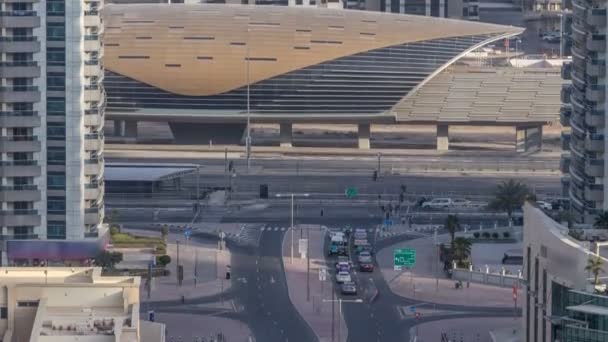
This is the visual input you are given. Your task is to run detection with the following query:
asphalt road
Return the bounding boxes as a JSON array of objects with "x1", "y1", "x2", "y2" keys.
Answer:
[
  {"x1": 230, "y1": 228, "x2": 318, "y2": 342},
  {"x1": 324, "y1": 228, "x2": 519, "y2": 342}
]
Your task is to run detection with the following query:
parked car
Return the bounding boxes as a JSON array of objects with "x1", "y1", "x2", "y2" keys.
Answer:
[
  {"x1": 421, "y1": 198, "x2": 453, "y2": 209},
  {"x1": 336, "y1": 271, "x2": 352, "y2": 284},
  {"x1": 536, "y1": 201, "x2": 553, "y2": 211},
  {"x1": 359, "y1": 263, "x2": 374, "y2": 272},
  {"x1": 358, "y1": 251, "x2": 373, "y2": 264},
  {"x1": 341, "y1": 281, "x2": 357, "y2": 295}
]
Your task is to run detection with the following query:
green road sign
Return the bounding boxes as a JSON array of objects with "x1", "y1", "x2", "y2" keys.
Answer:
[
  {"x1": 394, "y1": 248, "x2": 416, "y2": 270},
  {"x1": 345, "y1": 187, "x2": 358, "y2": 199}
]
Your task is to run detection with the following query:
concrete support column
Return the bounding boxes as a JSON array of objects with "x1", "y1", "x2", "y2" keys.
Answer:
[
  {"x1": 516, "y1": 125, "x2": 543, "y2": 153},
  {"x1": 280, "y1": 123, "x2": 293, "y2": 148},
  {"x1": 357, "y1": 123, "x2": 371, "y2": 149},
  {"x1": 124, "y1": 120, "x2": 138, "y2": 138},
  {"x1": 113, "y1": 120, "x2": 124, "y2": 136},
  {"x1": 436, "y1": 124, "x2": 449, "y2": 151}
]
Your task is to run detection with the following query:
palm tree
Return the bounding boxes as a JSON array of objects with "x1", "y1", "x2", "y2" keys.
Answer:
[
  {"x1": 594, "y1": 212, "x2": 608, "y2": 230},
  {"x1": 160, "y1": 225, "x2": 169, "y2": 242},
  {"x1": 445, "y1": 214, "x2": 460, "y2": 246},
  {"x1": 451, "y1": 237, "x2": 472, "y2": 266},
  {"x1": 585, "y1": 256, "x2": 605, "y2": 285},
  {"x1": 489, "y1": 180, "x2": 532, "y2": 222}
]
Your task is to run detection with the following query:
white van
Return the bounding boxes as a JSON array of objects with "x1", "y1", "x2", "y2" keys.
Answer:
[{"x1": 421, "y1": 198, "x2": 453, "y2": 209}]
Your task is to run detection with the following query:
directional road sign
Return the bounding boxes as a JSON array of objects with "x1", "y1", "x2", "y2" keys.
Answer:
[
  {"x1": 394, "y1": 248, "x2": 416, "y2": 271},
  {"x1": 319, "y1": 267, "x2": 327, "y2": 281},
  {"x1": 345, "y1": 187, "x2": 358, "y2": 199}
]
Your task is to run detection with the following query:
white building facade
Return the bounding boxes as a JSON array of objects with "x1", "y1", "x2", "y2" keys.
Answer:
[{"x1": 0, "y1": 0, "x2": 106, "y2": 265}]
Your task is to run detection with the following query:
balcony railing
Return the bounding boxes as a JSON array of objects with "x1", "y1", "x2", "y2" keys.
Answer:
[
  {"x1": 0, "y1": 85, "x2": 38, "y2": 92},
  {"x1": 84, "y1": 108, "x2": 99, "y2": 115},
  {"x1": 84, "y1": 158, "x2": 99, "y2": 165},
  {"x1": 84, "y1": 10, "x2": 99, "y2": 16},
  {"x1": 84, "y1": 59, "x2": 99, "y2": 66},
  {"x1": 0, "y1": 110, "x2": 36, "y2": 116},
  {"x1": 0, "y1": 160, "x2": 37, "y2": 166},
  {"x1": 0, "y1": 10, "x2": 36, "y2": 16},
  {"x1": 85, "y1": 183, "x2": 99, "y2": 189},
  {"x1": 85, "y1": 207, "x2": 99, "y2": 214},
  {"x1": 0, "y1": 135, "x2": 36, "y2": 142},
  {"x1": 0, "y1": 234, "x2": 39, "y2": 240},
  {"x1": 84, "y1": 35, "x2": 99, "y2": 41},
  {"x1": 0, "y1": 61, "x2": 37, "y2": 67},
  {"x1": 0, "y1": 209, "x2": 38, "y2": 215},
  {"x1": 84, "y1": 84, "x2": 99, "y2": 90},
  {"x1": 0, "y1": 184, "x2": 37, "y2": 191},
  {"x1": 0, "y1": 36, "x2": 36, "y2": 42}
]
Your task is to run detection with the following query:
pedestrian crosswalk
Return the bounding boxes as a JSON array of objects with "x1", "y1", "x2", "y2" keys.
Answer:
[{"x1": 225, "y1": 225, "x2": 262, "y2": 247}]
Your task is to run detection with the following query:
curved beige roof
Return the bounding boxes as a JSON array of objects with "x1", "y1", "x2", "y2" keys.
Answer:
[{"x1": 103, "y1": 4, "x2": 522, "y2": 96}]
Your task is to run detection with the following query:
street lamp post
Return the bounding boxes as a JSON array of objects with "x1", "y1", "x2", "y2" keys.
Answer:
[
  {"x1": 275, "y1": 193, "x2": 309, "y2": 263},
  {"x1": 323, "y1": 298, "x2": 363, "y2": 342},
  {"x1": 376, "y1": 152, "x2": 381, "y2": 179}
]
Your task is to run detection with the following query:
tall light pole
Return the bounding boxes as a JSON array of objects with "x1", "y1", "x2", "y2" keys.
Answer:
[
  {"x1": 323, "y1": 298, "x2": 363, "y2": 342},
  {"x1": 275, "y1": 192, "x2": 309, "y2": 263},
  {"x1": 245, "y1": 27, "x2": 252, "y2": 172}
]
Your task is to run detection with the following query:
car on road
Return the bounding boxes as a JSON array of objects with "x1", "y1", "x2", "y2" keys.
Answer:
[
  {"x1": 358, "y1": 251, "x2": 373, "y2": 263},
  {"x1": 341, "y1": 281, "x2": 357, "y2": 295},
  {"x1": 542, "y1": 34, "x2": 560, "y2": 43},
  {"x1": 336, "y1": 261, "x2": 351, "y2": 273},
  {"x1": 356, "y1": 243, "x2": 373, "y2": 255},
  {"x1": 336, "y1": 271, "x2": 352, "y2": 284},
  {"x1": 421, "y1": 198, "x2": 453, "y2": 209},
  {"x1": 354, "y1": 229, "x2": 368, "y2": 240},
  {"x1": 359, "y1": 263, "x2": 374, "y2": 272},
  {"x1": 536, "y1": 201, "x2": 553, "y2": 211},
  {"x1": 451, "y1": 198, "x2": 471, "y2": 207},
  {"x1": 354, "y1": 238, "x2": 368, "y2": 247}
]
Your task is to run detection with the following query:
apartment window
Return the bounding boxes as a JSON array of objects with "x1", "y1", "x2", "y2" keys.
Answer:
[
  {"x1": 47, "y1": 147, "x2": 65, "y2": 165},
  {"x1": 47, "y1": 98, "x2": 65, "y2": 116},
  {"x1": 13, "y1": 78, "x2": 29, "y2": 91},
  {"x1": 47, "y1": 122, "x2": 65, "y2": 140},
  {"x1": 0, "y1": 307, "x2": 6, "y2": 319},
  {"x1": 13, "y1": 226, "x2": 33, "y2": 239},
  {"x1": 47, "y1": 22, "x2": 65, "y2": 41},
  {"x1": 47, "y1": 222, "x2": 66, "y2": 240},
  {"x1": 46, "y1": 1, "x2": 65, "y2": 16},
  {"x1": 47, "y1": 197, "x2": 66, "y2": 215},
  {"x1": 47, "y1": 48, "x2": 65, "y2": 67},
  {"x1": 16, "y1": 301, "x2": 38, "y2": 308},
  {"x1": 47, "y1": 72, "x2": 65, "y2": 91},
  {"x1": 47, "y1": 173, "x2": 65, "y2": 190}
]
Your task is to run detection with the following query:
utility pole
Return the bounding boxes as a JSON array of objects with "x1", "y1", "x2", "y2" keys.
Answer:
[
  {"x1": 306, "y1": 225, "x2": 310, "y2": 302},
  {"x1": 194, "y1": 249, "x2": 198, "y2": 287},
  {"x1": 196, "y1": 165, "x2": 200, "y2": 210},
  {"x1": 224, "y1": 147, "x2": 228, "y2": 172},
  {"x1": 291, "y1": 194, "x2": 294, "y2": 264},
  {"x1": 245, "y1": 27, "x2": 251, "y2": 172},
  {"x1": 331, "y1": 284, "x2": 335, "y2": 342},
  {"x1": 377, "y1": 152, "x2": 382, "y2": 179},
  {"x1": 176, "y1": 240, "x2": 180, "y2": 286}
]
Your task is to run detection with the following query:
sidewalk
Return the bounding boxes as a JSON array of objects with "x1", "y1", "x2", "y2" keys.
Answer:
[
  {"x1": 377, "y1": 234, "x2": 520, "y2": 307},
  {"x1": 159, "y1": 312, "x2": 252, "y2": 342},
  {"x1": 123, "y1": 229, "x2": 232, "y2": 303},
  {"x1": 282, "y1": 225, "x2": 347, "y2": 342},
  {"x1": 413, "y1": 317, "x2": 519, "y2": 342}
]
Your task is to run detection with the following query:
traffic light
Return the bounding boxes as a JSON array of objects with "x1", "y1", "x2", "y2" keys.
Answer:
[
  {"x1": 399, "y1": 193, "x2": 405, "y2": 203},
  {"x1": 373, "y1": 171, "x2": 378, "y2": 181},
  {"x1": 228, "y1": 161, "x2": 234, "y2": 172},
  {"x1": 320, "y1": 208, "x2": 324, "y2": 217}
]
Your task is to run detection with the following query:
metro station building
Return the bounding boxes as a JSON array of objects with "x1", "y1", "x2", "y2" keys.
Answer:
[{"x1": 103, "y1": 4, "x2": 561, "y2": 151}]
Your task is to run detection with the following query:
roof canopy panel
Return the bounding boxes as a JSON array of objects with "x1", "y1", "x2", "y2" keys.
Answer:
[{"x1": 103, "y1": 4, "x2": 523, "y2": 96}]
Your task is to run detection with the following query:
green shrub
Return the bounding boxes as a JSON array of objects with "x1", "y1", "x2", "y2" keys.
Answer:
[
  {"x1": 156, "y1": 255, "x2": 171, "y2": 267},
  {"x1": 503, "y1": 231, "x2": 511, "y2": 239},
  {"x1": 482, "y1": 232, "x2": 491, "y2": 239},
  {"x1": 110, "y1": 225, "x2": 120, "y2": 236},
  {"x1": 473, "y1": 232, "x2": 480, "y2": 239},
  {"x1": 491, "y1": 232, "x2": 499, "y2": 239}
]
